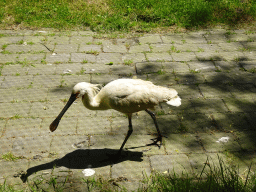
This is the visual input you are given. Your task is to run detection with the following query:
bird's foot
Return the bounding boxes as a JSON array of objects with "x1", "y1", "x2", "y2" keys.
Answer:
[{"x1": 148, "y1": 135, "x2": 167, "y2": 149}]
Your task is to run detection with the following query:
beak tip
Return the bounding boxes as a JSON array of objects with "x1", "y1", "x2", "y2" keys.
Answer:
[{"x1": 50, "y1": 119, "x2": 60, "y2": 132}]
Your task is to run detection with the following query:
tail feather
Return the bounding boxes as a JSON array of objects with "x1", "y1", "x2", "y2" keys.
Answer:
[{"x1": 166, "y1": 96, "x2": 181, "y2": 107}]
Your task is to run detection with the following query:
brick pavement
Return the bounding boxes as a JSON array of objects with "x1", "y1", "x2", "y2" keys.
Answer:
[{"x1": 0, "y1": 29, "x2": 255, "y2": 191}]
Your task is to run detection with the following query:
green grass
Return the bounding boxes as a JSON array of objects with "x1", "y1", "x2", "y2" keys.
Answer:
[{"x1": 0, "y1": 0, "x2": 255, "y2": 32}]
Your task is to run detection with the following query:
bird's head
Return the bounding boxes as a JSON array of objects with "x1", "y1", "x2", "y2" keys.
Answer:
[{"x1": 72, "y1": 82, "x2": 92, "y2": 98}]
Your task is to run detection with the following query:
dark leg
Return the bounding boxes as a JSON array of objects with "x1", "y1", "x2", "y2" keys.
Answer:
[
  {"x1": 145, "y1": 109, "x2": 164, "y2": 148},
  {"x1": 117, "y1": 114, "x2": 133, "y2": 155}
]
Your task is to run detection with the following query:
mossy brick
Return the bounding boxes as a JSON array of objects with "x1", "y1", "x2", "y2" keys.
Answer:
[
  {"x1": 165, "y1": 134, "x2": 203, "y2": 154},
  {"x1": 27, "y1": 64, "x2": 57, "y2": 75},
  {"x1": 220, "y1": 51, "x2": 245, "y2": 61},
  {"x1": 199, "y1": 132, "x2": 241, "y2": 152},
  {"x1": 15, "y1": 88, "x2": 48, "y2": 102},
  {"x1": 12, "y1": 136, "x2": 52, "y2": 158},
  {"x1": 238, "y1": 60, "x2": 256, "y2": 71},
  {"x1": 61, "y1": 74, "x2": 90, "y2": 87},
  {"x1": 183, "y1": 34, "x2": 207, "y2": 44},
  {"x1": 136, "y1": 62, "x2": 162, "y2": 74},
  {"x1": 171, "y1": 52, "x2": 197, "y2": 62},
  {"x1": 199, "y1": 84, "x2": 233, "y2": 98},
  {"x1": 204, "y1": 34, "x2": 228, "y2": 43},
  {"x1": 129, "y1": 44, "x2": 150, "y2": 53},
  {"x1": 146, "y1": 52, "x2": 173, "y2": 62},
  {"x1": 96, "y1": 53, "x2": 122, "y2": 64},
  {"x1": 0, "y1": 88, "x2": 16, "y2": 102},
  {"x1": 79, "y1": 44, "x2": 101, "y2": 53},
  {"x1": 234, "y1": 131, "x2": 256, "y2": 151},
  {"x1": 0, "y1": 36, "x2": 23, "y2": 44},
  {"x1": 187, "y1": 61, "x2": 216, "y2": 72},
  {"x1": 32, "y1": 75, "x2": 62, "y2": 88},
  {"x1": 109, "y1": 65, "x2": 135, "y2": 75},
  {"x1": 175, "y1": 73, "x2": 205, "y2": 84},
  {"x1": 178, "y1": 113, "x2": 218, "y2": 133},
  {"x1": 214, "y1": 61, "x2": 239, "y2": 71},
  {"x1": 150, "y1": 154, "x2": 192, "y2": 175},
  {"x1": 70, "y1": 53, "x2": 96, "y2": 63},
  {"x1": 89, "y1": 135, "x2": 129, "y2": 150},
  {"x1": 163, "y1": 62, "x2": 190, "y2": 73},
  {"x1": 218, "y1": 42, "x2": 244, "y2": 52},
  {"x1": 173, "y1": 84, "x2": 202, "y2": 99},
  {"x1": 55, "y1": 63, "x2": 83, "y2": 75},
  {"x1": 4, "y1": 118, "x2": 42, "y2": 138},
  {"x1": 138, "y1": 35, "x2": 162, "y2": 44},
  {"x1": 169, "y1": 99, "x2": 195, "y2": 114},
  {"x1": 0, "y1": 137, "x2": 13, "y2": 154},
  {"x1": 161, "y1": 35, "x2": 184, "y2": 44},
  {"x1": 194, "y1": 51, "x2": 222, "y2": 61},
  {"x1": 228, "y1": 83, "x2": 256, "y2": 99},
  {"x1": 212, "y1": 112, "x2": 252, "y2": 131},
  {"x1": 122, "y1": 53, "x2": 146, "y2": 63},
  {"x1": 227, "y1": 34, "x2": 249, "y2": 42},
  {"x1": 47, "y1": 36, "x2": 70, "y2": 44},
  {"x1": 29, "y1": 101, "x2": 63, "y2": 118},
  {"x1": 150, "y1": 44, "x2": 171, "y2": 52},
  {"x1": 18, "y1": 53, "x2": 45, "y2": 62},
  {"x1": 174, "y1": 43, "x2": 217, "y2": 52},
  {"x1": 203, "y1": 72, "x2": 235, "y2": 84},
  {"x1": 1, "y1": 64, "x2": 29, "y2": 76},
  {"x1": 90, "y1": 74, "x2": 119, "y2": 84},
  {"x1": 243, "y1": 51, "x2": 256, "y2": 61},
  {"x1": 77, "y1": 116, "x2": 111, "y2": 135},
  {"x1": 54, "y1": 44, "x2": 78, "y2": 53},
  {"x1": 192, "y1": 98, "x2": 228, "y2": 113},
  {"x1": 112, "y1": 157, "x2": 151, "y2": 181},
  {"x1": 103, "y1": 44, "x2": 127, "y2": 53},
  {"x1": 70, "y1": 36, "x2": 93, "y2": 44},
  {"x1": 0, "y1": 54, "x2": 20, "y2": 64},
  {"x1": 46, "y1": 53, "x2": 70, "y2": 63},
  {"x1": 5, "y1": 44, "x2": 48, "y2": 53},
  {"x1": 224, "y1": 98, "x2": 255, "y2": 113},
  {"x1": 23, "y1": 36, "x2": 45, "y2": 43},
  {"x1": 1, "y1": 75, "x2": 33, "y2": 89},
  {"x1": 242, "y1": 42, "x2": 256, "y2": 51}
]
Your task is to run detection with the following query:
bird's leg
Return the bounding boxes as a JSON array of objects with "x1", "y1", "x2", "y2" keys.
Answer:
[
  {"x1": 145, "y1": 109, "x2": 164, "y2": 148},
  {"x1": 117, "y1": 114, "x2": 133, "y2": 156}
]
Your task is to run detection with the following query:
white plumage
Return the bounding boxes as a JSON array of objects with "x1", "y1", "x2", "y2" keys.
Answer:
[{"x1": 50, "y1": 79, "x2": 181, "y2": 156}]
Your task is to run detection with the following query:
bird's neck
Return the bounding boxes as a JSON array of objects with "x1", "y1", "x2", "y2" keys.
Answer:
[{"x1": 82, "y1": 90, "x2": 100, "y2": 110}]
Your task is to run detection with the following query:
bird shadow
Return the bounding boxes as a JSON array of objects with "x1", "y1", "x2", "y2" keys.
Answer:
[{"x1": 20, "y1": 148, "x2": 143, "y2": 183}]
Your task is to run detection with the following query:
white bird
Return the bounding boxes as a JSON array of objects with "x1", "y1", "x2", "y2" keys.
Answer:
[{"x1": 50, "y1": 79, "x2": 181, "y2": 156}]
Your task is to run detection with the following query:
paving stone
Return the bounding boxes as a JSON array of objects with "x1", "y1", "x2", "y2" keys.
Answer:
[
  {"x1": 71, "y1": 53, "x2": 96, "y2": 63},
  {"x1": 23, "y1": 36, "x2": 45, "y2": 43},
  {"x1": 161, "y1": 35, "x2": 184, "y2": 44},
  {"x1": 146, "y1": 52, "x2": 173, "y2": 62},
  {"x1": 150, "y1": 44, "x2": 172, "y2": 52},
  {"x1": 195, "y1": 51, "x2": 222, "y2": 61},
  {"x1": 1, "y1": 75, "x2": 33, "y2": 89},
  {"x1": 220, "y1": 51, "x2": 245, "y2": 61},
  {"x1": 175, "y1": 73, "x2": 205, "y2": 85},
  {"x1": 50, "y1": 135, "x2": 89, "y2": 157},
  {"x1": 199, "y1": 84, "x2": 233, "y2": 98},
  {"x1": 171, "y1": 52, "x2": 197, "y2": 61},
  {"x1": 173, "y1": 84, "x2": 202, "y2": 99},
  {"x1": 223, "y1": 98, "x2": 255, "y2": 113},
  {"x1": 214, "y1": 61, "x2": 240, "y2": 71},
  {"x1": 54, "y1": 44, "x2": 78, "y2": 53},
  {"x1": 27, "y1": 64, "x2": 56, "y2": 75},
  {"x1": 192, "y1": 98, "x2": 229, "y2": 113},
  {"x1": 5, "y1": 44, "x2": 48, "y2": 53},
  {"x1": 61, "y1": 75, "x2": 91, "y2": 88},
  {"x1": 136, "y1": 62, "x2": 162, "y2": 74},
  {"x1": 4, "y1": 118, "x2": 42, "y2": 138},
  {"x1": 204, "y1": 34, "x2": 228, "y2": 43},
  {"x1": 12, "y1": 136, "x2": 52, "y2": 158},
  {"x1": 218, "y1": 42, "x2": 244, "y2": 52},
  {"x1": 199, "y1": 132, "x2": 241, "y2": 152},
  {"x1": 29, "y1": 101, "x2": 63, "y2": 118},
  {"x1": 238, "y1": 60, "x2": 256, "y2": 71},
  {"x1": 96, "y1": 53, "x2": 122, "y2": 64},
  {"x1": 46, "y1": 53, "x2": 70, "y2": 63},
  {"x1": 70, "y1": 36, "x2": 93, "y2": 44},
  {"x1": 150, "y1": 154, "x2": 192, "y2": 175},
  {"x1": 112, "y1": 157, "x2": 151, "y2": 181},
  {"x1": 77, "y1": 116, "x2": 111, "y2": 135},
  {"x1": 122, "y1": 53, "x2": 147, "y2": 63},
  {"x1": 183, "y1": 34, "x2": 207, "y2": 44},
  {"x1": 138, "y1": 35, "x2": 162, "y2": 44},
  {"x1": 0, "y1": 54, "x2": 20, "y2": 64},
  {"x1": 79, "y1": 44, "x2": 101, "y2": 53},
  {"x1": 0, "y1": 137, "x2": 13, "y2": 154},
  {"x1": 212, "y1": 113, "x2": 253, "y2": 131},
  {"x1": 187, "y1": 61, "x2": 216, "y2": 72},
  {"x1": 174, "y1": 43, "x2": 217, "y2": 52},
  {"x1": 178, "y1": 113, "x2": 218, "y2": 133},
  {"x1": 18, "y1": 53, "x2": 45, "y2": 62},
  {"x1": 90, "y1": 74, "x2": 119, "y2": 84},
  {"x1": 228, "y1": 83, "x2": 256, "y2": 99},
  {"x1": 47, "y1": 36, "x2": 70, "y2": 44},
  {"x1": 129, "y1": 44, "x2": 150, "y2": 53},
  {"x1": 234, "y1": 131, "x2": 256, "y2": 151},
  {"x1": 32, "y1": 75, "x2": 62, "y2": 88},
  {"x1": 55, "y1": 63, "x2": 83, "y2": 75},
  {"x1": 0, "y1": 36, "x2": 23, "y2": 44},
  {"x1": 165, "y1": 134, "x2": 203, "y2": 154},
  {"x1": 203, "y1": 72, "x2": 235, "y2": 84},
  {"x1": 103, "y1": 44, "x2": 127, "y2": 53},
  {"x1": 1, "y1": 64, "x2": 29, "y2": 76}
]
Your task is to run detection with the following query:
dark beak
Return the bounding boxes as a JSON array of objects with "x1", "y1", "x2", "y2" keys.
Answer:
[{"x1": 50, "y1": 93, "x2": 77, "y2": 132}]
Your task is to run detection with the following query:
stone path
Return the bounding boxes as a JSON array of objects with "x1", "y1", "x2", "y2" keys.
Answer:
[{"x1": 0, "y1": 29, "x2": 255, "y2": 191}]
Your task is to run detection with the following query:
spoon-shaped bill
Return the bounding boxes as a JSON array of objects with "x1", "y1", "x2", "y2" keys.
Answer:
[{"x1": 50, "y1": 93, "x2": 77, "y2": 132}]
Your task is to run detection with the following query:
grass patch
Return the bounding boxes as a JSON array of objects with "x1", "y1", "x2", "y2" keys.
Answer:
[
  {"x1": 0, "y1": 0, "x2": 255, "y2": 32},
  {"x1": 1, "y1": 152, "x2": 22, "y2": 161}
]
